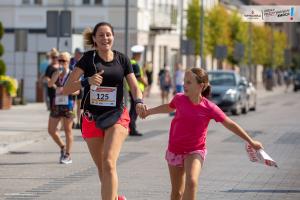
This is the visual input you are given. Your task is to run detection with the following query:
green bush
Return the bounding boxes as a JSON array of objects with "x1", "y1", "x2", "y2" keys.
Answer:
[
  {"x1": 0, "y1": 59, "x2": 6, "y2": 75},
  {"x1": 0, "y1": 22, "x2": 3, "y2": 39},
  {"x1": 0, "y1": 43, "x2": 4, "y2": 57}
]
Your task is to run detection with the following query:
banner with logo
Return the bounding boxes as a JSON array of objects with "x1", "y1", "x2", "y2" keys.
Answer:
[{"x1": 240, "y1": 6, "x2": 300, "y2": 22}]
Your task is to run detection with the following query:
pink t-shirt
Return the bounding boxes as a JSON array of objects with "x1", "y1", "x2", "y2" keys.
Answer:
[{"x1": 168, "y1": 93, "x2": 226, "y2": 154}]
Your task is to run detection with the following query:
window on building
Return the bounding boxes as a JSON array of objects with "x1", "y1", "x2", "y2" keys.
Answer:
[
  {"x1": 95, "y1": 0, "x2": 102, "y2": 5},
  {"x1": 47, "y1": 0, "x2": 64, "y2": 5},
  {"x1": 22, "y1": 0, "x2": 31, "y2": 4},
  {"x1": 83, "y1": 0, "x2": 90, "y2": 5},
  {"x1": 34, "y1": 0, "x2": 43, "y2": 5}
]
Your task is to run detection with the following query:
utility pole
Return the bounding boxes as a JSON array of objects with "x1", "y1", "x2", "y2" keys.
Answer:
[
  {"x1": 124, "y1": 0, "x2": 129, "y2": 106},
  {"x1": 200, "y1": 0, "x2": 204, "y2": 68},
  {"x1": 125, "y1": 0, "x2": 129, "y2": 56},
  {"x1": 179, "y1": 0, "x2": 184, "y2": 63}
]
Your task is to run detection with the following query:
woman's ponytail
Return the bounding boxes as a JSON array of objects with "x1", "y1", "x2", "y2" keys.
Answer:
[{"x1": 83, "y1": 27, "x2": 94, "y2": 47}]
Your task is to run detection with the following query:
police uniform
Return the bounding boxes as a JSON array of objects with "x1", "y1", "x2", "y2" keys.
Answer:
[{"x1": 128, "y1": 45, "x2": 145, "y2": 136}]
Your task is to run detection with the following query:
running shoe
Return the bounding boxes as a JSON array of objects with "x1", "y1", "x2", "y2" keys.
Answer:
[
  {"x1": 118, "y1": 195, "x2": 127, "y2": 200},
  {"x1": 59, "y1": 148, "x2": 65, "y2": 164},
  {"x1": 61, "y1": 154, "x2": 72, "y2": 164}
]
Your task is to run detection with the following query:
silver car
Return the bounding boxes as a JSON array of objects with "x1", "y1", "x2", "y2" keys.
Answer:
[
  {"x1": 241, "y1": 76, "x2": 257, "y2": 111},
  {"x1": 208, "y1": 70, "x2": 248, "y2": 115}
]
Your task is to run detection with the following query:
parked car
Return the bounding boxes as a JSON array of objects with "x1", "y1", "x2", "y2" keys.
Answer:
[
  {"x1": 241, "y1": 76, "x2": 257, "y2": 111},
  {"x1": 208, "y1": 70, "x2": 248, "y2": 115},
  {"x1": 293, "y1": 71, "x2": 300, "y2": 92}
]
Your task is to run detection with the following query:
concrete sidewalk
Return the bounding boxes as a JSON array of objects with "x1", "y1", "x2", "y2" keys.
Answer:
[{"x1": 0, "y1": 85, "x2": 287, "y2": 155}]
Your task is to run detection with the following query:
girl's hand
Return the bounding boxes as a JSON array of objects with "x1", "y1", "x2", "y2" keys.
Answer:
[
  {"x1": 89, "y1": 70, "x2": 104, "y2": 86},
  {"x1": 136, "y1": 103, "x2": 147, "y2": 119},
  {"x1": 250, "y1": 140, "x2": 263, "y2": 150}
]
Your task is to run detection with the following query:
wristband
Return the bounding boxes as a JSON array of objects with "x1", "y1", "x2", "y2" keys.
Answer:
[
  {"x1": 80, "y1": 77, "x2": 90, "y2": 88},
  {"x1": 134, "y1": 98, "x2": 144, "y2": 106}
]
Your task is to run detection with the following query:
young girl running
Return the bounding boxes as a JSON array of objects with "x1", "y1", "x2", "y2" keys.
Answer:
[{"x1": 144, "y1": 67, "x2": 263, "y2": 200}]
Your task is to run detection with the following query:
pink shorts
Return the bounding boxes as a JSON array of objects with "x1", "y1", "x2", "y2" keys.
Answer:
[
  {"x1": 165, "y1": 149, "x2": 207, "y2": 167},
  {"x1": 81, "y1": 107, "x2": 130, "y2": 139}
]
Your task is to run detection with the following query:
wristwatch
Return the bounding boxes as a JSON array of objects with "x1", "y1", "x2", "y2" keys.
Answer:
[{"x1": 134, "y1": 98, "x2": 144, "y2": 106}]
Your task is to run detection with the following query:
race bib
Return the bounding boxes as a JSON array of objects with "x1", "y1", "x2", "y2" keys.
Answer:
[
  {"x1": 55, "y1": 95, "x2": 69, "y2": 105},
  {"x1": 90, "y1": 86, "x2": 117, "y2": 107}
]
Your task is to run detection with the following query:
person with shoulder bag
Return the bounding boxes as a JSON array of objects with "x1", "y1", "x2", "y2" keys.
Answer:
[{"x1": 63, "y1": 22, "x2": 147, "y2": 200}]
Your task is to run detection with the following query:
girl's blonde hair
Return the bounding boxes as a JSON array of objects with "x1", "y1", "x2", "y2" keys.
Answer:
[{"x1": 189, "y1": 67, "x2": 211, "y2": 98}]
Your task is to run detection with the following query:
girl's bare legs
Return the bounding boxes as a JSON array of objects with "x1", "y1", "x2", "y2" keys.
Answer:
[
  {"x1": 182, "y1": 154, "x2": 203, "y2": 200},
  {"x1": 102, "y1": 124, "x2": 128, "y2": 200},
  {"x1": 168, "y1": 164, "x2": 186, "y2": 200}
]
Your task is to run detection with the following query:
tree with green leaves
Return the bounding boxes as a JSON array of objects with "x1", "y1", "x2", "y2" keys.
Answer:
[
  {"x1": 0, "y1": 21, "x2": 6, "y2": 76},
  {"x1": 186, "y1": 0, "x2": 201, "y2": 56},
  {"x1": 206, "y1": 5, "x2": 231, "y2": 58},
  {"x1": 227, "y1": 11, "x2": 248, "y2": 66},
  {"x1": 251, "y1": 25, "x2": 269, "y2": 66},
  {"x1": 272, "y1": 30, "x2": 287, "y2": 68}
]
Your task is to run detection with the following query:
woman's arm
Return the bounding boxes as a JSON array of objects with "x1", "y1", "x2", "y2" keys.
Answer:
[
  {"x1": 126, "y1": 73, "x2": 146, "y2": 118},
  {"x1": 48, "y1": 71, "x2": 59, "y2": 88},
  {"x1": 62, "y1": 67, "x2": 84, "y2": 95},
  {"x1": 222, "y1": 117, "x2": 263, "y2": 150},
  {"x1": 126, "y1": 73, "x2": 143, "y2": 100}
]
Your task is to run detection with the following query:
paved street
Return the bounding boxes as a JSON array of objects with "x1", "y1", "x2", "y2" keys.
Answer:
[{"x1": 0, "y1": 88, "x2": 300, "y2": 200}]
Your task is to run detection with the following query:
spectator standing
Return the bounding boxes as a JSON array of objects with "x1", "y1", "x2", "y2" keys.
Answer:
[
  {"x1": 128, "y1": 45, "x2": 148, "y2": 136},
  {"x1": 159, "y1": 65, "x2": 172, "y2": 104},
  {"x1": 144, "y1": 61, "x2": 153, "y2": 97},
  {"x1": 70, "y1": 48, "x2": 84, "y2": 129}
]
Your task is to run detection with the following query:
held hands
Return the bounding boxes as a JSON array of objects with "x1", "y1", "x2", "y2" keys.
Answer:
[
  {"x1": 89, "y1": 70, "x2": 104, "y2": 86},
  {"x1": 136, "y1": 103, "x2": 148, "y2": 119}
]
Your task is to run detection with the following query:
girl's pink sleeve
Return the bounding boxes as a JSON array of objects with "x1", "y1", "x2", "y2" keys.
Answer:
[
  {"x1": 169, "y1": 94, "x2": 179, "y2": 109},
  {"x1": 210, "y1": 103, "x2": 227, "y2": 122}
]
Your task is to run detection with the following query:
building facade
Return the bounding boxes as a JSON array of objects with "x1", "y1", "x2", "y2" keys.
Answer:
[{"x1": 0, "y1": 0, "x2": 183, "y2": 101}]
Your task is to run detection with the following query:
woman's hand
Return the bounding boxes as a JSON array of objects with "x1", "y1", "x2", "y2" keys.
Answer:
[
  {"x1": 249, "y1": 140, "x2": 263, "y2": 150},
  {"x1": 52, "y1": 70, "x2": 60, "y2": 80},
  {"x1": 88, "y1": 70, "x2": 104, "y2": 86},
  {"x1": 136, "y1": 103, "x2": 147, "y2": 119}
]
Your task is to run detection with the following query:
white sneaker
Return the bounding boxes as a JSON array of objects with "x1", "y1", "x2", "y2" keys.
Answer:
[{"x1": 61, "y1": 154, "x2": 72, "y2": 164}]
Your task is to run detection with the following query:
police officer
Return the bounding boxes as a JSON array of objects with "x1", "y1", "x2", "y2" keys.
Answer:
[{"x1": 128, "y1": 45, "x2": 148, "y2": 136}]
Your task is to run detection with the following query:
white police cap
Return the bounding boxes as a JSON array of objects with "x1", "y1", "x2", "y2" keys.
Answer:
[{"x1": 131, "y1": 45, "x2": 144, "y2": 53}]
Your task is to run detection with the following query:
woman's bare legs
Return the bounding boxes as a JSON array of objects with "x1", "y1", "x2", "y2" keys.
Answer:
[
  {"x1": 48, "y1": 117, "x2": 65, "y2": 148},
  {"x1": 63, "y1": 117, "x2": 74, "y2": 154},
  {"x1": 85, "y1": 137, "x2": 104, "y2": 183}
]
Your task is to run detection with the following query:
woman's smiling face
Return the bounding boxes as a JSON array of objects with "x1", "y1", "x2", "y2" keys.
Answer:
[{"x1": 94, "y1": 25, "x2": 114, "y2": 51}]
